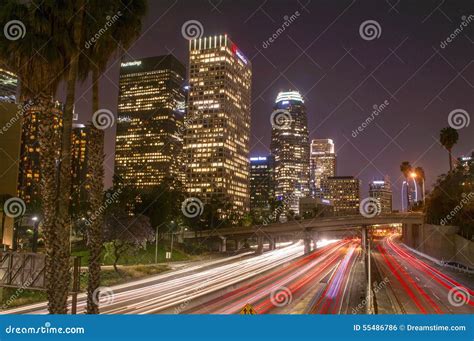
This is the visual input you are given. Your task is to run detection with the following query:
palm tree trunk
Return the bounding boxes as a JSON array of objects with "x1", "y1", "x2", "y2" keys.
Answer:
[
  {"x1": 448, "y1": 148, "x2": 453, "y2": 172},
  {"x1": 54, "y1": 0, "x2": 86, "y2": 314},
  {"x1": 86, "y1": 67, "x2": 105, "y2": 314},
  {"x1": 36, "y1": 94, "x2": 62, "y2": 313}
]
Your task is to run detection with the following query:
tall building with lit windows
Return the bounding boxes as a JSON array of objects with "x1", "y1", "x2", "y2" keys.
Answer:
[
  {"x1": 369, "y1": 177, "x2": 392, "y2": 213},
  {"x1": 270, "y1": 90, "x2": 310, "y2": 215},
  {"x1": 310, "y1": 138, "x2": 336, "y2": 197},
  {"x1": 114, "y1": 55, "x2": 186, "y2": 188},
  {"x1": 18, "y1": 101, "x2": 63, "y2": 204},
  {"x1": 71, "y1": 123, "x2": 91, "y2": 217},
  {"x1": 321, "y1": 176, "x2": 360, "y2": 215},
  {"x1": 184, "y1": 34, "x2": 252, "y2": 216},
  {"x1": 0, "y1": 68, "x2": 18, "y2": 103},
  {"x1": 250, "y1": 156, "x2": 275, "y2": 218}
]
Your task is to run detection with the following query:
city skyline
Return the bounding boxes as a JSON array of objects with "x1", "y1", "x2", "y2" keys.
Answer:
[
  {"x1": 0, "y1": 0, "x2": 472, "y2": 323},
  {"x1": 65, "y1": 1, "x2": 473, "y2": 210}
]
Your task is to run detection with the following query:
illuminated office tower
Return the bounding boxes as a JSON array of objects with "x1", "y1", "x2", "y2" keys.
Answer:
[
  {"x1": 71, "y1": 123, "x2": 91, "y2": 217},
  {"x1": 321, "y1": 176, "x2": 360, "y2": 215},
  {"x1": 459, "y1": 152, "x2": 473, "y2": 172},
  {"x1": 0, "y1": 68, "x2": 18, "y2": 103},
  {"x1": 270, "y1": 91, "x2": 310, "y2": 215},
  {"x1": 250, "y1": 156, "x2": 275, "y2": 217},
  {"x1": 18, "y1": 101, "x2": 63, "y2": 204},
  {"x1": 310, "y1": 138, "x2": 336, "y2": 197},
  {"x1": 369, "y1": 177, "x2": 392, "y2": 213},
  {"x1": 114, "y1": 55, "x2": 186, "y2": 188},
  {"x1": 184, "y1": 35, "x2": 252, "y2": 215}
]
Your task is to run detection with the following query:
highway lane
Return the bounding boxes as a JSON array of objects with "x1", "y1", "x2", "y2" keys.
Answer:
[
  {"x1": 305, "y1": 241, "x2": 360, "y2": 314},
  {"x1": 185, "y1": 239, "x2": 359, "y2": 314},
  {"x1": 373, "y1": 235, "x2": 474, "y2": 314},
  {"x1": 2, "y1": 243, "x2": 306, "y2": 315}
]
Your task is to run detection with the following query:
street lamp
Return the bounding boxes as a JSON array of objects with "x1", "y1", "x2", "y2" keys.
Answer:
[
  {"x1": 410, "y1": 172, "x2": 425, "y2": 206},
  {"x1": 31, "y1": 216, "x2": 40, "y2": 252}
]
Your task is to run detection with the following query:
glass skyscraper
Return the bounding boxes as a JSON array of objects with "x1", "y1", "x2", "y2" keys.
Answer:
[
  {"x1": 114, "y1": 55, "x2": 186, "y2": 188},
  {"x1": 369, "y1": 178, "x2": 393, "y2": 213},
  {"x1": 310, "y1": 138, "x2": 337, "y2": 197},
  {"x1": 270, "y1": 90, "x2": 310, "y2": 215},
  {"x1": 184, "y1": 34, "x2": 252, "y2": 216},
  {"x1": 250, "y1": 156, "x2": 275, "y2": 218},
  {"x1": 0, "y1": 68, "x2": 18, "y2": 103}
]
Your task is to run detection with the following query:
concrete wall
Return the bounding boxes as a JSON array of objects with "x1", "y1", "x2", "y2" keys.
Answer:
[
  {"x1": 454, "y1": 234, "x2": 474, "y2": 268},
  {"x1": 406, "y1": 223, "x2": 473, "y2": 267}
]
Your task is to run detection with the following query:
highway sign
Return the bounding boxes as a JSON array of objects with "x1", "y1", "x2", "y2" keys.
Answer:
[{"x1": 240, "y1": 303, "x2": 257, "y2": 314}]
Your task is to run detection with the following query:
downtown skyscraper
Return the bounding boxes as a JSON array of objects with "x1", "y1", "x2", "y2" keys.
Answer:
[
  {"x1": 249, "y1": 156, "x2": 275, "y2": 219},
  {"x1": 321, "y1": 176, "x2": 360, "y2": 215},
  {"x1": 0, "y1": 67, "x2": 18, "y2": 103},
  {"x1": 310, "y1": 138, "x2": 336, "y2": 197},
  {"x1": 369, "y1": 177, "x2": 393, "y2": 213},
  {"x1": 184, "y1": 35, "x2": 252, "y2": 216},
  {"x1": 114, "y1": 55, "x2": 186, "y2": 188},
  {"x1": 270, "y1": 91, "x2": 310, "y2": 215}
]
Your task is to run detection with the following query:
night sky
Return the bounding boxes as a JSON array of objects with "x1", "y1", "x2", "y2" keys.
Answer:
[{"x1": 69, "y1": 0, "x2": 474, "y2": 210}]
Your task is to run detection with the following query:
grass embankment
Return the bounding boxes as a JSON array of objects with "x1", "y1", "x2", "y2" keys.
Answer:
[
  {"x1": 1, "y1": 264, "x2": 170, "y2": 310},
  {"x1": 72, "y1": 243, "x2": 189, "y2": 266},
  {"x1": 1, "y1": 243, "x2": 189, "y2": 310}
]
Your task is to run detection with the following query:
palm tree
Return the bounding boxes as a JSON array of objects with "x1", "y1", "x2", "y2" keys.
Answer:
[
  {"x1": 0, "y1": 1, "x2": 72, "y2": 314},
  {"x1": 440, "y1": 127, "x2": 459, "y2": 172},
  {"x1": 77, "y1": 0, "x2": 147, "y2": 314},
  {"x1": 400, "y1": 161, "x2": 412, "y2": 211}
]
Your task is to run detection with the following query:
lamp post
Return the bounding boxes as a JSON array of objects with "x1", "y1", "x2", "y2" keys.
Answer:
[
  {"x1": 410, "y1": 172, "x2": 425, "y2": 206},
  {"x1": 31, "y1": 216, "x2": 40, "y2": 253}
]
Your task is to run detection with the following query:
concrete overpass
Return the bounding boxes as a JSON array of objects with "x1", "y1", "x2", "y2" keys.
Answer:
[{"x1": 182, "y1": 212, "x2": 424, "y2": 253}]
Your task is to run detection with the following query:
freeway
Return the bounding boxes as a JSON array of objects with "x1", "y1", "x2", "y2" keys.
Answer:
[
  {"x1": 372, "y1": 235, "x2": 474, "y2": 314},
  {"x1": 2, "y1": 242, "x2": 306, "y2": 314},
  {"x1": 4, "y1": 233, "x2": 471, "y2": 315},
  {"x1": 185, "y1": 239, "x2": 360, "y2": 314}
]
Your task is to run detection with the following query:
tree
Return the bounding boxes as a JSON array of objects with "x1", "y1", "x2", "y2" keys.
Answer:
[
  {"x1": 400, "y1": 161, "x2": 412, "y2": 211},
  {"x1": 135, "y1": 179, "x2": 185, "y2": 235},
  {"x1": 103, "y1": 214, "x2": 154, "y2": 272},
  {"x1": 425, "y1": 167, "x2": 474, "y2": 239},
  {"x1": 0, "y1": 0, "x2": 71, "y2": 314},
  {"x1": 440, "y1": 127, "x2": 459, "y2": 172},
  {"x1": 76, "y1": 0, "x2": 147, "y2": 314}
]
